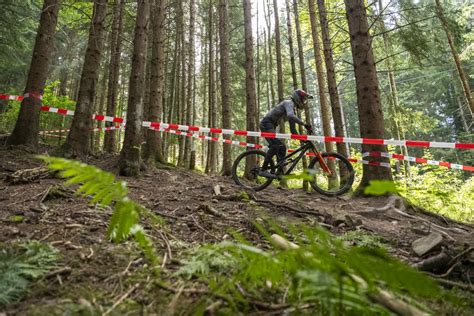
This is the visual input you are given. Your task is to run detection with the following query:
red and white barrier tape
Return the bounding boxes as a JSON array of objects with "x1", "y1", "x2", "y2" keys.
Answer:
[
  {"x1": 39, "y1": 125, "x2": 123, "y2": 135},
  {"x1": 2, "y1": 93, "x2": 473, "y2": 150},
  {"x1": 0, "y1": 93, "x2": 42, "y2": 101},
  {"x1": 157, "y1": 128, "x2": 391, "y2": 169},
  {"x1": 363, "y1": 152, "x2": 474, "y2": 172}
]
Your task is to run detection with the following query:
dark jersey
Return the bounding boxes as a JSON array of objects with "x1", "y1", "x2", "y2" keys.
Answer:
[{"x1": 261, "y1": 100, "x2": 305, "y2": 134}]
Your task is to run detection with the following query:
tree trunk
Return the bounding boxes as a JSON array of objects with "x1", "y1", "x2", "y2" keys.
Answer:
[
  {"x1": 451, "y1": 72, "x2": 470, "y2": 132},
  {"x1": 177, "y1": 0, "x2": 187, "y2": 167},
  {"x1": 264, "y1": 1, "x2": 276, "y2": 108},
  {"x1": 200, "y1": 22, "x2": 208, "y2": 169},
  {"x1": 344, "y1": 0, "x2": 393, "y2": 188},
  {"x1": 62, "y1": 0, "x2": 108, "y2": 156},
  {"x1": 285, "y1": 0, "x2": 297, "y2": 89},
  {"x1": 219, "y1": 0, "x2": 232, "y2": 176},
  {"x1": 243, "y1": 0, "x2": 258, "y2": 177},
  {"x1": 206, "y1": 3, "x2": 218, "y2": 174},
  {"x1": 293, "y1": 0, "x2": 310, "y2": 191},
  {"x1": 184, "y1": 0, "x2": 196, "y2": 169},
  {"x1": 104, "y1": 0, "x2": 124, "y2": 153},
  {"x1": 95, "y1": 63, "x2": 109, "y2": 152},
  {"x1": 273, "y1": 0, "x2": 284, "y2": 103},
  {"x1": 317, "y1": 0, "x2": 349, "y2": 159},
  {"x1": 308, "y1": 0, "x2": 334, "y2": 153},
  {"x1": 435, "y1": 0, "x2": 473, "y2": 117},
  {"x1": 376, "y1": 0, "x2": 410, "y2": 176},
  {"x1": 144, "y1": 0, "x2": 166, "y2": 164},
  {"x1": 164, "y1": 34, "x2": 179, "y2": 161},
  {"x1": 8, "y1": 0, "x2": 60, "y2": 146},
  {"x1": 190, "y1": 60, "x2": 197, "y2": 169},
  {"x1": 119, "y1": 0, "x2": 150, "y2": 176}
]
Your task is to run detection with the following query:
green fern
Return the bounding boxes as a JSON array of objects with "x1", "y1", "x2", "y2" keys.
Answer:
[
  {"x1": 177, "y1": 221, "x2": 449, "y2": 315},
  {"x1": 0, "y1": 241, "x2": 59, "y2": 306},
  {"x1": 39, "y1": 156, "x2": 160, "y2": 265}
]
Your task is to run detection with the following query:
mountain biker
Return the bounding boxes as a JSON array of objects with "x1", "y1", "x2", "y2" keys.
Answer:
[{"x1": 259, "y1": 89, "x2": 313, "y2": 177}]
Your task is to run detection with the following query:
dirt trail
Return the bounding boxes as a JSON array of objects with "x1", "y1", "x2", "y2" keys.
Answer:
[{"x1": 0, "y1": 147, "x2": 472, "y2": 314}]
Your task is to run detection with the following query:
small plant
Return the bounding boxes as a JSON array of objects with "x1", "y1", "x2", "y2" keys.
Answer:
[
  {"x1": 337, "y1": 231, "x2": 389, "y2": 249},
  {"x1": 0, "y1": 241, "x2": 59, "y2": 306},
  {"x1": 40, "y1": 156, "x2": 161, "y2": 266}
]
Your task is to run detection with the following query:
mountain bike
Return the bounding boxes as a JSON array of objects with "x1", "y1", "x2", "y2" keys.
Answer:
[{"x1": 231, "y1": 130, "x2": 355, "y2": 196}]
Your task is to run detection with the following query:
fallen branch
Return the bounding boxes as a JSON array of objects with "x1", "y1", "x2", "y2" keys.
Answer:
[
  {"x1": 103, "y1": 282, "x2": 140, "y2": 315},
  {"x1": 45, "y1": 266, "x2": 72, "y2": 279},
  {"x1": 6, "y1": 166, "x2": 53, "y2": 185}
]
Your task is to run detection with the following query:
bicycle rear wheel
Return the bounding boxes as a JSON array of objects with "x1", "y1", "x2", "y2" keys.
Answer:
[
  {"x1": 308, "y1": 152, "x2": 355, "y2": 196},
  {"x1": 232, "y1": 150, "x2": 275, "y2": 191}
]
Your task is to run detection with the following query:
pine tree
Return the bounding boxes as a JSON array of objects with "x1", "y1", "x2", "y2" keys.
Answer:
[
  {"x1": 8, "y1": 0, "x2": 60, "y2": 146},
  {"x1": 308, "y1": 0, "x2": 334, "y2": 153},
  {"x1": 62, "y1": 0, "x2": 108, "y2": 156},
  {"x1": 119, "y1": 0, "x2": 150, "y2": 176},
  {"x1": 104, "y1": 0, "x2": 124, "y2": 153},
  {"x1": 144, "y1": 0, "x2": 167, "y2": 164},
  {"x1": 243, "y1": 0, "x2": 258, "y2": 177},
  {"x1": 344, "y1": 0, "x2": 393, "y2": 188},
  {"x1": 219, "y1": 0, "x2": 232, "y2": 176},
  {"x1": 317, "y1": 0, "x2": 348, "y2": 160}
]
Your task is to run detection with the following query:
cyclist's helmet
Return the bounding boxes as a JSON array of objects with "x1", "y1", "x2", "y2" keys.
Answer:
[{"x1": 291, "y1": 89, "x2": 314, "y2": 109}]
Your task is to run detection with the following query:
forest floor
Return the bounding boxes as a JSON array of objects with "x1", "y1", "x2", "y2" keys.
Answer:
[{"x1": 0, "y1": 145, "x2": 473, "y2": 315}]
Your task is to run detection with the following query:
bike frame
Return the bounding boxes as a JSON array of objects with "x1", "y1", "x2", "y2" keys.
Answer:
[{"x1": 274, "y1": 140, "x2": 332, "y2": 177}]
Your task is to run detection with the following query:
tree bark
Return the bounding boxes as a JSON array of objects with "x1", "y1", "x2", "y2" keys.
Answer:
[
  {"x1": 377, "y1": 0, "x2": 410, "y2": 176},
  {"x1": 285, "y1": 0, "x2": 297, "y2": 90},
  {"x1": 62, "y1": 0, "x2": 108, "y2": 156},
  {"x1": 144, "y1": 0, "x2": 166, "y2": 164},
  {"x1": 264, "y1": 0, "x2": 276, "y2": 108},
  {"x1": 8, "y1": 0, "x2": 60, "y2": 146},
  {"x1": 177, "y1": 0, "x2": 187, "y2": 167},
  {"x1": 243, "y1": 0, "x2": 258, "y2": 176},
  {"x1": 184, "y1": 0, "x2": 196, "y2": 169},
  {"x1": 308, "y1": 0, "x2": 334, "y2": 153},
  {"x1": 104, "y1": 0, "x2": 124, "y2": 153},
  {"x1": 206, "y1": 2, "x2": 218, "y2": 174},
  {"x1": 344, "y1": 0, "x2": 393, "y2": 188},
  {"x1": 435, "y1": 0, "x2": 473, "y2": 117},
  {"x1": 94, "y1": 62, "x2": 109, "y2": 152},
  {"x1": 219, "y1": 0, "x2": 232, "y2": 176},
  {"x1": 317, "y1": 0, "x2": 349, "y2": 159},
  {"x1": 119, "y1": 0, "x2": 150, "y2": 176},
  {"x1": 293, "y1": 0, "x2": 310, "y2": 191},
  {"x1": 273, "y1": 0, "x2": 284, "y2": 103}
]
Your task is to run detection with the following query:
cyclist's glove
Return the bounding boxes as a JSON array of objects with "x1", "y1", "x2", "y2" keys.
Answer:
[{"x1": 304, "y1": 123, "x2": 313, "y2": 131}]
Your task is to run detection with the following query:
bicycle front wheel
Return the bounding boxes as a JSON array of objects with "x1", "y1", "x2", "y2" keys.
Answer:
[
  {"x1": 232, "y1": 150, "x2": 275, "y2": 191},
  {"x1": 308, "y1": 152, "x2": 355, "y2": 196}
]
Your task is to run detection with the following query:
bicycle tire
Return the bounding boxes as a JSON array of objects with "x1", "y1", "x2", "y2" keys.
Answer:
[
  {"x1": 232, "y1": 150, "x2": 275, "y2": 191},
  {"x1": 308, "y1": 152, "x2": 355, "y2": 196}
]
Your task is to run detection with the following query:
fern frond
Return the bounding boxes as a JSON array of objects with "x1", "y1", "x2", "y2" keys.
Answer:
[
  {"x1": 39, "y1": 156, "x2": 160, "y2": 266},
  {"x1": 0, "y1": 241, "x2": 59, "y2": 306}
]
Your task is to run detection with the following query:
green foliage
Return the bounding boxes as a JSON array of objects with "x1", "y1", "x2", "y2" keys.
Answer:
[
  {"x1": 8, "y1": 215, "x2": 24, "y2": 222},
  {"x1": 0, "y1": 241, "x2": 59, "y2": 306},
  {"x1": 364, "y1": 180, "x2": 399, "y2": 195},
  {"x1": 396, "y1": 155, "x2": 474, "y2": 223},
  {"x1": 336, "y1": 231, "x2": 389, "y2": 249},
  {"x1": 0, "y1": 81, "x2": 76, "y2": 137},
  {"x1": 40, "y1": 156, "x2": 161, "y2": 265},
  {"x1": 176, "y1": 221, "x2": 446, "y2": 314}
]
